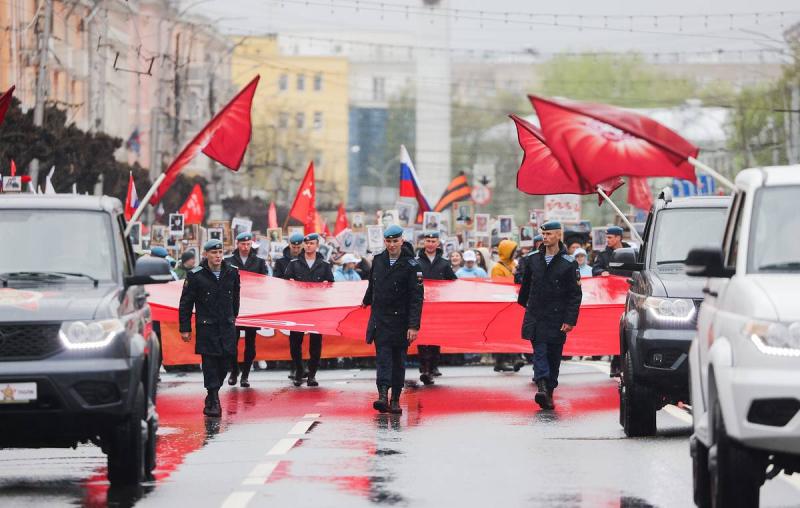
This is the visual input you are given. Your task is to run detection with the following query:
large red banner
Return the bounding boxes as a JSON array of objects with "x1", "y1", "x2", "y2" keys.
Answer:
[{"x1": 149, "y1": 274, "x2": 627, "y2": 366}]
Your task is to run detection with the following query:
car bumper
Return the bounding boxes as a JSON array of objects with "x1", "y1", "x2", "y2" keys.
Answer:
[
  {"x1": 716, "y1": 363, "x2": 800, "y2": 455},
  {"x1": 631, "y1": 328, "x2": 693, "y2": 389},
  {"x1": 0, "y1": 358, "x2": 137, "y2": 446}
]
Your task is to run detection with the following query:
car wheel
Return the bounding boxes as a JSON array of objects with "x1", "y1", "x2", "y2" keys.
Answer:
[
  {"x1": 144, "y1": 394, "x2": 158, "y2": 480},
  {"x1": 107, "y1": 382, "x2": 147, "y2": 486},
  {"x1": 691, "y1": 437, "x2": 711, "y2": 508},
  {"x1": 709, "y1": 401, "x2": 765, "y2": 508},
  {"x1": 621, "y1": 351, "x2": 657, "y2": 437}
]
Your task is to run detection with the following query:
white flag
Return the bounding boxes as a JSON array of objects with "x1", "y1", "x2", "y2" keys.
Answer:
[{"x1": 45, "y1": 166, "x2": 56, "y2": 195}]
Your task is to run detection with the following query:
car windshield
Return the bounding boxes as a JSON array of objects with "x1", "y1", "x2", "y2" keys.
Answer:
[
  {"x1": 650, "y1": 207, "x2": 727, "y2": 271},
  {"x1": 749, "y1": 186, "x2": 800, "y2": 274},
  {"x1": 0, "y1": 210, "x2": 115, "y2": 282}
]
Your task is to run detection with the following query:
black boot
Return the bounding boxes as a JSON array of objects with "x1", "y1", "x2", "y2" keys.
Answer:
[
  {"x1": 494, "y1": 361, "x2": 514, "y2": 372},
  {"x1": 307, "y1": 371, "x2": 319, "y2": 387},
  {"x1": 239, "y1": 363, "x2": 252, "y2": 388},
  {"x1": 373, "y1": 386, "x2": 389, "y2": 413},
  {"x1": 513, "y1": 357, "x2": 526, "y2": 372},
  {"x1": 534, "y1": 379, "x2": 551, "y2": 410},
  {"x1": 227, "y1": 371, "x2": 238, "y2": 386},
  {"x1": 431, "y1": 366, "x2": 442, "y2": 377},
  {"x1": 204, "y1": 389, "x2": 222, "y2": 417},
  {"x1": 420, "y1": 372, "x2": 434, "y2": 385},
  {"x1": 389, "y1": 388, "x2": 402, "y2": 415}
]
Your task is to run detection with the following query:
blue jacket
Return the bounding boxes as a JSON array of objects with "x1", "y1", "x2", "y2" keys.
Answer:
[
  {"x1": 334, "y1": 267, "x2": 362, "y2": 282},
  {"x1": 456, "y1": 266, "x2": 488, "y2": 279}
]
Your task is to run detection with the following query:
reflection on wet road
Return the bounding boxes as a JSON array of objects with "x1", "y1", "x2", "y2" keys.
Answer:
[{"x1": 1, "y1": 362, "x2": 798, "y2": 507}]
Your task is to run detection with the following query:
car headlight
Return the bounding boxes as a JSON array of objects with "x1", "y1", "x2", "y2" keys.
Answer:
[
  {"x1": 59, "y1": 319, "x2": 124, "y2": 350},
  {"x1": 644, "y1": 297, "x2": 695, "y2": 320},
  {"x1": 744, "y1": 320, "x2": 800, "y2": 357}
]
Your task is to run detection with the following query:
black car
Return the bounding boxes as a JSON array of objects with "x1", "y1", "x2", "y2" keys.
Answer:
[
  {"x1": 611, "y1": 189, "x2": 730, "y2": 437},
  {"x1": 0, "y1": 194, "x2": 172, "y2": 485}
]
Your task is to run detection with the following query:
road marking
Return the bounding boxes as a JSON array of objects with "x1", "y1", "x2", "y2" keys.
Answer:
[
  {"x1": 288, "y1": 420, "x2": 315, "y2": 436},
  {"x1": 266, "y1": 437, "x2": 299, "y2": 456},
  {"x1": 303, "y1": 413, "x2": 320, "y2": 418},
  {"x1": 220, "y1": 491, "x2": 255, "y2": 508},
  {"x1": 241, "y1": 462, "x2": 279, "y2": 486},
  {"x1": 663, "y1": 404, "x2": 692, "y2": 424}
]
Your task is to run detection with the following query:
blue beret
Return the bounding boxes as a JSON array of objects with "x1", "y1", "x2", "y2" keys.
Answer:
[
  {"x1": 289, "y1": 233, "x2": 305, "y2": 244},
  {"x1": 423, "y1": 230, "x2": 440, "y2": 239},
  {"x1": 303, "y1": 233, "x2": 319, "y2": 242},
  {"x1": 533, "y1": 234, "x2": 543, "y2": 242},
  {"x1": 384, "y1": 224, "x2": 403, "y2": 239},
  {"x1": 541, "y1": 221, "x2": 562, "y2": 231},
  {"x1": 607, "y1": 226, "x2": 624, "y2": 236},
  {"x1": 203, "y1": 239, "x2": 223, "y2": 251},
  {"x1": 236, "y1": 232, "x2": 253, "y2": 242},
  {"x1": 150, "y1": 246, "x2": 168, "y2": 258}
]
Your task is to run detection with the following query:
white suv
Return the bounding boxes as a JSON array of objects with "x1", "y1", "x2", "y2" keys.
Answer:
[{"x1": 686, "y1": 165, "x2": 800, "y2": 507}]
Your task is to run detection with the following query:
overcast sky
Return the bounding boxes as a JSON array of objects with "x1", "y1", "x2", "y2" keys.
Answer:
[{"x1": 192, "y1": 0, "x2": 798, "y2": 58}]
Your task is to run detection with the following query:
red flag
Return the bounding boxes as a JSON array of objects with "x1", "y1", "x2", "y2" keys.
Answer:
[
  {"x1": 627, "y1": 177, "x2": 654, "y2": 211},
  {"x1": 149, "y1": 76, "x2": 260, "y2": 204},
  {"x1": 334, "y1": 203, "x2": 348, "y2": 236},
  {"x1": 124, "y1": 172, "x2": 140, "y2": 220},
  {"x1": 511, "y1": 114, "x2": 623, "y2": 201},
  {"x1": 529, "y1": 96, "x2": 697, "y2": 186},
  {"x1": 289, "y1": 161, "x2": 316, "y2": 230},
  {"x1": 10, "y1": 159, "x2": 17, "y2": 177},
  {"x1": 0, "y1": 86, "x2": 14, "y2": 127},
  {"x1": 314, "y1": 210, "x2": 331, "y2": 236},
  {"x1": 178, "y1": 184, "x2": 205, "y2": 225},
  {"x1": 268, "y1": 201, "x2": 278, "y2": 229}
]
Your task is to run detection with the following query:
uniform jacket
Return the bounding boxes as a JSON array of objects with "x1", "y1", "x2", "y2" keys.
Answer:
[
  {"x1": 592, "y1": 242, "x2": 631, "y2": 276},
  {"x1": 491, "y1": 240, "x2": 517, "y2": 278},
  {"x1": 272, "y1": 246, "x2": 296, "y2": 279},
  {"x1": 517, "y1": 243, "x2": 582, "y2": 343},
  {"x1": 362, "y1": 242, "x2": 424, "y2": 346},
  {"x1": 284, "y1": 252, "x2": 335, "y2": 283},
  {"x1": 178, "y1": 259, "x2": 241, "y2": 356},
  {"x1": 226, "y1": 249, "x2": 268, "y2": 275},
  {"x1": 416, "y1": 248, "x2": 457, "y2": 281}
]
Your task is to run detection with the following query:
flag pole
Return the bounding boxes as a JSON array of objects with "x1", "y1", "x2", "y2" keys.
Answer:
[
  {"x1": 125, "y1": 173, "x2": 166, "y2": 237},
  {"x1": 687, "y1": 156, "x2": 735, "y2": 191},
  {"x1": 596, "y1": 186, "x2": 644, "y2": 244}
]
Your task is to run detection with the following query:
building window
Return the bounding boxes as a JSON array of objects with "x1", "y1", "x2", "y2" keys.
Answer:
[
  {"x1": 297, "y1": 74, "x2": 305, "y2": 91},
  {"x1": 313, "y1": 111, "x2": 323, "y2": 130},
  {"x1": 278, "y1": 74, "x2": 288, "y2": 91},
  {"x1": 278, "y1": 112, "x2": 289, "y2": 129},
  {"x1": 313, "y1": 73, "x2": 323, "y2": 91},
  {"x1": 372, "y1": 76, "x2": 385, "y2": 101},
  {"x1": 295, "y1": 112, "x2": 305, "y2": 129}
]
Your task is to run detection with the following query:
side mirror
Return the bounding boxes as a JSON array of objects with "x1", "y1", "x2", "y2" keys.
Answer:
[
  {"x1": 686, "y1": 248, "x2": 734, "y2": 278},
  {"x1": 125, "y1": 257, "x2": 174, "y2": 287},
  {"x1": 609, "y1": 247, "x2": 643, "y2": 273}
]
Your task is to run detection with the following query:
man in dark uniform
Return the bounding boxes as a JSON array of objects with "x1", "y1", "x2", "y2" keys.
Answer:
[
  {"x1": 592, "y1": 226, "x2": 630, "y2": 276},
  {"x1": 415, "y1": 231, "x2": 456, "y2": 385},
  {"x1": 284, "y1": 233, "x2": 334, "y2": 387},
  {"x1": 362, "y1": 225, "x2": 424, "y2": 414},
  {"x1": 179, "y1": 239, "x2": 241, "y2": 417},
  {"x1": 225, "y1": 232, "x2": 268, "y2": 388},
  {"x1": 273, "y1": 232, "x2": 305, "y2": 279},
  {"x1": 518, "y1": 221, "x2": 582, "y2": 410}
]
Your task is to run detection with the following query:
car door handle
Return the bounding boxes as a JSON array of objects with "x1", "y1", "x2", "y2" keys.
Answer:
[{"x1": 702, "y1": 287, "x2": 718, "y2": 297}]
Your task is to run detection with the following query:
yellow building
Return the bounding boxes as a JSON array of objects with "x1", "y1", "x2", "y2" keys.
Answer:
[{"x1": 231, "y1": 36, "x2": 349, "y2": 208}]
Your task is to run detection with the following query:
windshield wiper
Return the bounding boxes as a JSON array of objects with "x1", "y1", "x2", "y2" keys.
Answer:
[
  {"x1": 0, "y1": 271, "x2": 99, "y2": 287},
  {"x1": 758, "y1": 262, "x2": 800, "y2": 272},
  {"x1": 657, "y1": 259, "x2": 685, "y2": 265}
]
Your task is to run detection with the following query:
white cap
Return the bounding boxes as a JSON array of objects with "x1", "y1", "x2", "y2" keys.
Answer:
[
  {"x1": 341, "y1": 253, "x2": 360, "y2": 264},
  {"x1": 462, "y1": 250, "x2": 477, "y2": 262},
  {"x1": 573, "y1": 248, "x2": 587, "y2": 257}
]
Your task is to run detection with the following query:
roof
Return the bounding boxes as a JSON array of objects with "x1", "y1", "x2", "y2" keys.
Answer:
[
  {"x1": 661, "y1": 195, "x2": 732, "y2": 210},
  {"x1": 735, "y1": 165, "x2": 800, "y2": 190},
  {"x1": 0, "y1": 194, "x2": 123, "y2": 214}
]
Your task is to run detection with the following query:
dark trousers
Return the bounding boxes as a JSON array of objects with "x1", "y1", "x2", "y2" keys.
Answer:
[
  {"x1": 202, "y1": 354, "x2": 232, "y2": 390},
  {"x1": 230, "y1": 327, "x2": 257, "y2": 378},
  {"x1": 376, "y1": 342, "x2": 408, "y2": 391},
  {"x1": 418, "y1": 345, "x2": 440, "y2": 373},
  {"x1": 152, "y1": 321, "x2": 162, "y2": 370},
  {"x1": 289, "y1": 331, "x2": 322, "y2": 375},
  {"x1": 532, "y1": 341, "x2": 564, "y2": 391}
]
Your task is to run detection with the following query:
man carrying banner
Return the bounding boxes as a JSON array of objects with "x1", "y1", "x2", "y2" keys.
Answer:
[
  {"x1": 362, "y1": 225, "x2": 424, "y2": 414},
  {"x1": 416, "y1": 231, "x2": 456, "y2": 385},
  {"x1": 284, "y1": 233, "x2": 334, "y2": 387},
  {"x1": 179, "y1": 239, "x2": 241, "y2": 417},
  {"x1": 225, "y1": 232, "x2": 268, "y2": 388},
  {"x1": 274, "y1": 232, "x2": 305, "y2": 279},
  {"x1": 517, "y1": 221, "x2": 582, "y2": 410}
]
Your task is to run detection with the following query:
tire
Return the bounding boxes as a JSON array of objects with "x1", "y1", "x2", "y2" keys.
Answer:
[
  {"x1": 709, "y1": 402, "x2": 765, "y2": 508},
  {"x1": 107, "y1": 382, "x2": 148, "y2": 486},
  {"x1": 144, "y1": 395, "x2": 158, "y2": 480},
  {"x1": 691, "y1": 437, "x2": 711, "y2": 508},
  {"x1": 620, "y1": 351, "x2": 657, "y2": 437}
]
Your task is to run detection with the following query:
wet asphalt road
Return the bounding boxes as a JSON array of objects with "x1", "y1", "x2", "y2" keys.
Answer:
[{"x1": 1, "y1": 362, "x2": 799, "y2": 508}]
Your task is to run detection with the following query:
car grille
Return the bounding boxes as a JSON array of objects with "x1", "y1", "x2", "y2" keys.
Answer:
[
  {"x1": 646, "y1": 348, "x2": 685, "y2": 369},
  {"x1": 0, "y1": 324, "x2": 63, "y2": 360}
]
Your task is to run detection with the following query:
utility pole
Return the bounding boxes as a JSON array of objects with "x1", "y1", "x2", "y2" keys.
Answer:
[
  {"x1": 29, "y1": 0, "x2": 53, "y2": 186},
  {"x1": 173, "y1": 32, "x2": 181, "y2": 148}
]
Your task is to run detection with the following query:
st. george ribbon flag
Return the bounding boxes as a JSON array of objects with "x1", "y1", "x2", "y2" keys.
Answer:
[
  {"x1": 146, "y1": 273, "x2": 627, "y2": 365},
  {"x1": 528, "y1": 95, "x2": 698, "y2": 186},
  {"x1": 0, "y1": 85, "x2": 14, "y2": 127}
]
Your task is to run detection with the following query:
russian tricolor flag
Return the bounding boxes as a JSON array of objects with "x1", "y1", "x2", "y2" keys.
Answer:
[
  {"x1": 124, "y1": 172, "x2": 140, "y2": 221},
  {"x1": 399, "y1": 145, "x2": 431, "y2": 223}
]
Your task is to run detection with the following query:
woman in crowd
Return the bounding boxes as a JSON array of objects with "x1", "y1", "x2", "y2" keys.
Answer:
[
  {"x1": 573, "y1": 248, "x2": 593, "y2": 278},
  {"x1": 449, "y1": 250, "x2": 464, "y2": 272},
  {"x1": 334, "y1": 253, "x2": 363, "y2": 281},
  {"x1": 455, "y1": 250, "x2": 488, "y2": 279}
]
